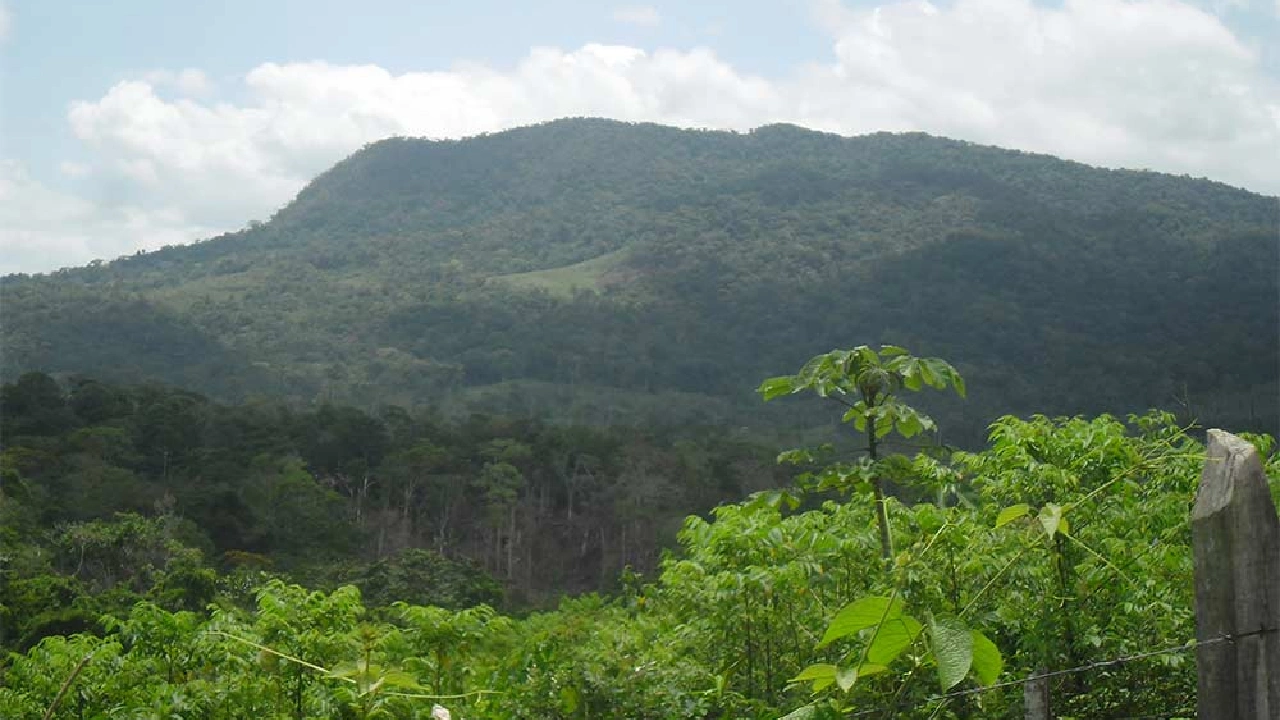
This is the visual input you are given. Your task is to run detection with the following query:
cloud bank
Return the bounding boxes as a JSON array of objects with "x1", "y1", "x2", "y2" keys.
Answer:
[{"x1": 4, "y1": 0, "x2": 1278, "y2": 275}]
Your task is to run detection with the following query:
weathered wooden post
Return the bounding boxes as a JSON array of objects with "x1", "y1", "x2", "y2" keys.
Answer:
[
  {"x1": 1023, "y1": 668, "x2": 1050, "y2": 720},
  {"x1": 1192, "y1": 429, "x2": 1280, "y2": 719}
]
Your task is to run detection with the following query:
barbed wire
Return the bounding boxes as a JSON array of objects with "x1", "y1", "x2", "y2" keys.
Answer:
[{"x1": 846, "y1": 626, "x2": 1276, "y2": 718}]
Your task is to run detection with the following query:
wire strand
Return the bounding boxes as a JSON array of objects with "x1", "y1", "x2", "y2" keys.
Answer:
[{"x1": 845, "y1": 627, "x2": 1275, "y2": 718}]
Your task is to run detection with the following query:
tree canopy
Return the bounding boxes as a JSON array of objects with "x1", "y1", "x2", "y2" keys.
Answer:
[{"x1": 3, "y1": 119, "x2": 1275, "y2": 445}]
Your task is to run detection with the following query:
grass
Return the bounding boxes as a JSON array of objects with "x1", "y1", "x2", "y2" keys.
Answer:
[{"x1": 489, "y1": 249, "x2": 631, "y2": 298}]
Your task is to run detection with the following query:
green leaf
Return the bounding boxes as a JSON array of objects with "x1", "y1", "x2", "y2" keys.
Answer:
[
  {"x1": 995, "y1": 504, "x2": 1030, "y2": 528},
  {"x1": 855, "y1": 663, "x2": 889, "y2": 678},
  {"x1": 866, "y1": 615, "x2": 924, "y2": 665},
  {"x1": 759, "y1": 377, "x2": 796, "y2": 401},
  {"x1": 792, "y1": 663, "x2": 837, "y2": 682},
  {"x1": 559, "y1": 685, "x2": 581, "y2": 714},
  {"x1": 879, "y1": 345, "x2": 909, "y2": 357},
  {"x1": 778, "y1": 490, "x2": 801, "y2": 511},
  {"x1": 836, "y1": 665, "x2": 858, "y2": 692},
  {"x1": 901, "y1": 361, "x2": 923, "y2": 391},
  {"x1": 819, "y1": 596, "x2": 903, "y2": 647},
  {"x1": 897, "y1": 410, "x2": 923, "y2": 438},
  {"x1": 928, "y1": 616, "x2": 974, "y2": 691},
  {"x1": 917, "y1": 359, "x2": 940, "y2": 389},
  {"x1": 777, "y1": 448, "x2": 815, "y2": 465},
  {"x1": 1038, "y1": 503, "x2": 1066, "y2": 538},
  {"x1": 970, "y1": 630, "x2": 1003, "y2": 686},
  {"x1": 874, "y1": 412, "x2": 895, "y2": 439},
  {"x1": 791, "y1": 664, "x2": 837, "y2": 691},
  {"x1": 778, "y1": 704, "x2": 819, "y2": 720},
  {"x1": 852, "y1": 346, "x2": 880, "y2": 368}
]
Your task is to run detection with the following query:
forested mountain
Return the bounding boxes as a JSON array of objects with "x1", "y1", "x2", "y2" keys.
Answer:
[{"x1": 3, "y1": 118, "x2": 1276, "y2": 443}]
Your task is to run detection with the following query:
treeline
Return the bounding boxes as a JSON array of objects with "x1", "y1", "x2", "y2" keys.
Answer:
[{"x1": 0, "y1": 372, "x2": 789, "y2": 643}]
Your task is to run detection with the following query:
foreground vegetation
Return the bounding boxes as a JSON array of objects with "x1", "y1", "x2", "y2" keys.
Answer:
[{"x1": 4, "y1": 353, "x2": 1276, "y2": 718}]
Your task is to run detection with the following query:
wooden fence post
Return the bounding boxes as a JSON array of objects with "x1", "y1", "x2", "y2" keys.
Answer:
[
  {"x1": 1192, "y1": 429, "x2": 1280, "y2": 719},
  {"x1": 1023, "y1": 668, "x2": 1050, "y2": 720}
]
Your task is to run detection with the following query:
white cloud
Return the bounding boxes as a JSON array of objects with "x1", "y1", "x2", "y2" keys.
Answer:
[
  {"x1": 58, "y1": 161, "x2": 91, "y2": 178},
  {"x1": 800, "y1": 0, "x2": 1280, "y2": 192},
  {"x1": 0, "y1": 160, "x2": 214, "y2": 275},
  {"x1": 0, "y1": 3, "x2": 10, "y2": 43},
  {"x1": 140, "y1": 68, "x2": 214, "y2": 97},
  {"x1": 5, "y1": 0, "x2": 1278, "y2": 275},
  {"x1": 613, "y1": 5, "x2": 662, "y2": 26},
  {"x1": 64, "y1": 45, "x2": 778, "y2": 235}
]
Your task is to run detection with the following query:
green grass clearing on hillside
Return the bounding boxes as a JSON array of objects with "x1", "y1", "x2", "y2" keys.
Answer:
[{"x1": 490, "y1": 249, "x2": 631, "y2": 298}]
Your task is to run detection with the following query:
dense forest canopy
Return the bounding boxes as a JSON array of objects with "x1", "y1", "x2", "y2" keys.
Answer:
[
  {"x1": 3, "y1": 119, "x2": 1276, "y2": 445},
  {"x1": 0, "y1": 372, "x2": 784, "y2": 611}
]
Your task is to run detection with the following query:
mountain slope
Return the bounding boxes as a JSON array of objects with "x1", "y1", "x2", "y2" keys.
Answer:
[{"x1": 3, "y1": 118, "x2": 1276, "y2": 442}]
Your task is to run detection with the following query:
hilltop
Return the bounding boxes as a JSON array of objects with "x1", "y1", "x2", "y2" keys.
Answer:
[{"x1": 3, "y1": 118, "x2": 1276, "y2": 442}]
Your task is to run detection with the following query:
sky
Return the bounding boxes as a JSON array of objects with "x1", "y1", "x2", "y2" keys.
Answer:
[{"x1": 1, "y1": 0, "x2": 1278, "y2": 275}]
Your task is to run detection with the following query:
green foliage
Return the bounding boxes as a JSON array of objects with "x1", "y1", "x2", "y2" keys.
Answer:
[
  {"x1": 349, "y1": 549, "x2": 503, "y2": 610},
  {"x1": 4, "y1": 120, "x2": 1276, "y2": 443},
  {"x1": 762, "y1": 345, "x2": 965, "y2": 559},
  {"x1": 0, "y1": 408, "x2": 1274, "y2": 719},
  {"x1": 759, "y1": 346, "x2": 965, "y2": 440},
  {"x1": 0, "y1": 372, "x2": 791, "y2": 650}
]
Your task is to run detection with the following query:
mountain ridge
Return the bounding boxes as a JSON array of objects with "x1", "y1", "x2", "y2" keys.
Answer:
[{"x1": 3, "y1": 118, "x2": 1276, "y2": 443}]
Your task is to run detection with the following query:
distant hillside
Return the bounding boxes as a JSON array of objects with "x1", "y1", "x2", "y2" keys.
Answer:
[{"x1": 3, "y1": 118, "x2": 1276, "y2": 443}]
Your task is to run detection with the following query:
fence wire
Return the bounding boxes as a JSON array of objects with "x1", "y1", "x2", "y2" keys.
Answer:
[{"x1": 846, "y1": 626, "x2": 1276, "y2": 718}]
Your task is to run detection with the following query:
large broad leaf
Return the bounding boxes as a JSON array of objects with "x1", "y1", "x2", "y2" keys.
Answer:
[
  {"x1": 791, "y1": 663, "x2": 837, "y2": 692},
  {"x1": 895, "y1": 408, "x2": 924, "y2": 438},
  {"x1": 924, "y1": 358, "x2": 966, "y2": 397},
  {"x1": 928, "y1": 616, "x2": 974, "y2": 691},
  {"x1": 873, "y1": 404, "x2": 896, "y2": 438},
  {"x1": 791, "y1": 664, "x2": 837, "y2": 682},
  {"x1": 995, "y1": 504, "x2": 1030, "y2": 528},
  {"x1": 836, "y1": 665, "x2": 858, "y2": 692},
  {"x1": 820, "y1": 596, "x2": 903, "y2": 647},
  {"x1": 900, "y1": 358, "x2": 924, "y2": 391},
  {"x1": 1038, "y1": 503, "x2": 1069, "y2": 538},
  {"x1": 758, "y1": 376, "x2": 797, "y2": 400},
  {"x1": 970, "y1": 630, "x2": 1003, "y2": 686},
  {"x1": 855, "y1": 663, "x2": 889, "y2": 678},
  {"x1": 865, "y1": 615, "x2": 924, "y2": 665}
]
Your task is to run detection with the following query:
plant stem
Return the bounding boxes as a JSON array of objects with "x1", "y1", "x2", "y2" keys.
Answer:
[
  {"x1": 868, "y1": 418, "x2": 893, "y2": 560},
  {"x1": 43, "y1": 652, "x2": 93, "y2": 720}
]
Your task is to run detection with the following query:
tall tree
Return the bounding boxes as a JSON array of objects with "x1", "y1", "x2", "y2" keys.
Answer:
[{"x1": 759, "y1": 345, "x2": 965, "y2": 559}]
